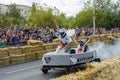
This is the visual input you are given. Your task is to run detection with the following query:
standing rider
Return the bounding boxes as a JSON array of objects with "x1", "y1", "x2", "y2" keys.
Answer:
[{"x1": 58, "y1": 28, "x2": 72, "y2": 53}]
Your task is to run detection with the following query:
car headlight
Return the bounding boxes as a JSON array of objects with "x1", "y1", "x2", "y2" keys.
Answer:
[{"x1": 44, "y1": 57, "x2": 51, "y2": 63}]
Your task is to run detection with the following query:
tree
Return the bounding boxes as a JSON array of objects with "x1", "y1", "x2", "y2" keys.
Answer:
[
  {"x1": 27, "y1": 2, "x2": 37, "y2": 27},
  {"x1": 76, "y1": 8, "x2": 108, "y2": 28},
  {"x1": 82, "y1": 0, "x2": 120, "y2": 28},
  {"x1": 28, "y1": 3, "x2": 55, "y2": 28},
  {"x1": 7, "y1": 4, "x2": 22, "y2": 26},
  {"x1": 0, "y1": 14, "x2": 4, "y2": 28},
  {"x1": 76, "y1": 8, "x2": 93, "y2": 27}
]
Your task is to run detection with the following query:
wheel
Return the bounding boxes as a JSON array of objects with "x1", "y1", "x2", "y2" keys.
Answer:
[
  {"x1": 78, "y1": 63, "x2": 87, "y2": 70},
  {"x1": 70, "y1": 66, "x2": 77, "y2": 73},
  {"x1": 66, "y1": 66, "x2": 77, "y2": 74},
  {"x1": 41, "y1": 66, "x2": 49, "y2": 74},
  {"x1": 94, "y1": 58, "x2": 101, "y2": 62}
]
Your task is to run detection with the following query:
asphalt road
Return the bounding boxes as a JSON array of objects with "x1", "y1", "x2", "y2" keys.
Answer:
[{"x1": 0, "y1": 60, "x2": 67, "y2": 80}]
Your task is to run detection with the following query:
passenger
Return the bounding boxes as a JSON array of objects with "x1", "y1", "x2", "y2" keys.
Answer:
[
  {"x1": 83, "y1": 38, "x2": 89, "y2": 52},
  {"x1": 73, "y1": 37, "x2": 90, "y2": 54},
  {"x1": 77, "y1": 40, "x2": 84, "y2": 54}
]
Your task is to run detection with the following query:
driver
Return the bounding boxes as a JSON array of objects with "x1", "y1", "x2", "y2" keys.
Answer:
[{"x1": 58, "y1": 28, "x2": 72, "y2": 53}]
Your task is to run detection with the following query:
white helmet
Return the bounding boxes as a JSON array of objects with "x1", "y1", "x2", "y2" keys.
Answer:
[{"x1": 59, "y1": 29, "x2": 66, "y2": 38}]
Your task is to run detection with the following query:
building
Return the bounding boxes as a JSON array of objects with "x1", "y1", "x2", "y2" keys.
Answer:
[
  {"x1": 17, "y1": 4, "x2": 30, "y2": 18},
  {"x1": 0, "y1": 3, "x2": 30, "y2": 18},
  {"x1": 0, "y1": 4, "x2": 8, "y2": 14}
]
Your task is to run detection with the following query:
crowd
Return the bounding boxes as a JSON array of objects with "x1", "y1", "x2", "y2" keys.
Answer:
[{"x1": 0, "y1": 25, "x2": 120, "y2": 48}]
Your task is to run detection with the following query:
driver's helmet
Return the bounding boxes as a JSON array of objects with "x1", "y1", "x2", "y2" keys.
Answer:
[
  {"x1": 79, "y1": 40, "x2": 84, "y2": 46},
  {"x1": 59, "y1": 29, "x2": 67, "y2": 38}
]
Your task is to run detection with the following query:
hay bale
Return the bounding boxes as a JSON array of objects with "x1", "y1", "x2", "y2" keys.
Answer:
[
  {"x1": 36, "y1": 50, "x2": 46, "y2": 59},
  {"x1": 27, "y1": 40, "x2": 43, "y2": 46},
  {"x1": 53, "y1": 39, "x2": 60, "y2": 43},
  {"x1": 21, "y1": 46, "x2": 34, "y2": 53},
  {"x1": 107, "y1": 36, "x2": 116, "y2": 41},
  {"x1": 53, "y1": 43, "x2": 59, "y2": 49},
  {"x1": 0, "y1": 48, "x2": 9, "y2": 58},
  {"x1": 30, "y1": 45, "x2": 45, "y2": 52},
  {"x1": 46, "y1": 49, "x2": 56, "y2": 52},
  {"x1": 104, "y1": 40, "x2": 113, "y2": 44},
  {"x1": 71, "y1": 41, "x2": 77, "y2": 48},
  {"x1": 25, "y1": 52, "x2": 37, "y2": 62},
  {"x1": 0, "y1": 56, "x2": 10, "y2": 67},
  {"x1": 8, "y1": 47, "x2": 22, "y2": 55},
  {"x1": 10, "y1": 54, "x2": 25, "y2": 65},
  {"x1": 49, "y1": 43, "x2": 59, "y2": 47},
  {"x1": 44, "y1": 43, "x2": 54, "y2": 50}
]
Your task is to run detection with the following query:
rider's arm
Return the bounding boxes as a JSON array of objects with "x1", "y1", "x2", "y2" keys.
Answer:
[
  {"x1": 83, "y1": 38, "x2": 90, "y2": 46},
  {"x1": 71, "y1": 36, "x2": 78, "y2": 45},
  {"x1": 54, "y1": 19, "x2": 59, "y2": 29}
]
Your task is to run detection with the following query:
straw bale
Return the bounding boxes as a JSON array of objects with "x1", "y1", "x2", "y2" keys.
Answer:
[
  {"x1": 51, "y1": 48, "x2": 56, "y2": 52},
  {"x1": 44, "y1": 44, "x2": 54, "y2": 50},
  {"x1": 21, "y1": 46, "x2": 34, "y2": 53},
  {"x1": 10, "y1": 54, "x2": 25, "y2": 65},
  {"x1": 46, "y1": 49, "x2": 55, "y2": 52},
  {"x1": 104, "y1": 40, "x2": 113, "y2": 44},
  {"x1": 27, "y1": 40, "x2": 43, "y2": 46},
  {"x1": 71, "y1": 41, "x2": 77, "y2": 48},
  {"x1": 78, "y1": 36, "x2": 87, "y2": 40},
  {"x1": 0, "y1": 48, "x2": 9, "y2": 58},
  {"x1": 71, "y1": 44, "x2": 77, "y2": 48},
  {"x1": 30, "y1": 45, "x2": 44, "y2": 52},
  {"x1": 52, "y1": 43, "x2": 59, "y2": 49},
  {"x1": 36, "y1": 51, "x2": 46, "y2": 59},
  {"x1": 54, "y1": 57, "x2": 120, "y2": 80},
  {"x1": 53, "y1": 39, "x2": 60, "y2": 43},
  {"x1": 8, "y1": 47, "x2": 22, "y2": 55},
  {"x1": 107, "y1": 36, "x2": 116, "y2": 41},
  {"x1": 0, "y1": 56, "x2": 10, "y2": 67},
  {"x1": 25, "y1": 52, "x2": 37, "y2": 62}
]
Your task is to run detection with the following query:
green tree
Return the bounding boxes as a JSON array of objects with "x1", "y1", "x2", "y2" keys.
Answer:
[
  {"x1": 76, "y1": 8, "x2": 108, "y2": 28},
  {"x1": 83, "y1": 0, "x2": 120, "y2": 28},
  {"x1": 76, "y1": 8, "x2": 93, "y2": 27},
  {"x1": 0, "y1": 14, "x2": 4, "y2": 28},
  {"x1": 55, "y1": 13, "x2": 76, "y2": 28},
  {"x1": 7, "y1": 4, "x2": 22, "y2": 26},
  {"x1": 28, "y1": 3, "x2": 55, "y2": 28}
]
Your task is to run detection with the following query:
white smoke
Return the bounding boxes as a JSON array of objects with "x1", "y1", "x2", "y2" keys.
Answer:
[{"x1": 89, "y1": 38, "x2": 120, "y2": 60}]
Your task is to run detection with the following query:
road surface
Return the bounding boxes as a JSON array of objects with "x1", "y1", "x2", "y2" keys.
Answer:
[{"x1": 0, "y1": 60, "x2": 66, "y2": 80}]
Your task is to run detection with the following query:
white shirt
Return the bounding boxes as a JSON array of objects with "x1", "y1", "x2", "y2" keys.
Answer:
[{"x1": 59, "y1": 34, "x2": 72, "y2": 45}]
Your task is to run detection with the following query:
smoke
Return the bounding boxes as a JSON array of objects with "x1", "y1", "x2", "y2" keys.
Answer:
[{"x1": 89, "y1": 38, "x2": 120, "y2": 60}]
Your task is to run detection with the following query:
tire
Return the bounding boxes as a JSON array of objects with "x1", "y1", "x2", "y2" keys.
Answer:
[
  {"x1": 70, "y1": 66, "x2": 77, "y2": 73},
  {"x1": 94, "y1": 58, "x2": 101, "y2": 62},
  {"x1": 66, "y1": 66, "x2": 77, "y2": 74},
  {"x1": 78, "y1": 63, "x2": 87, "y2": 70},
  {"x1": 41, "y1": 66, "x2": 49, "y2": 74}
]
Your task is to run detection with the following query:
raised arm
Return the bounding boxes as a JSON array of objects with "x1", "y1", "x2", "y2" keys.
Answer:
[
  {"x1": 54, "y1": 19, "x2": 59, "y2": 30},
  {"x1": 71, "y1": 36, "x2": 78, "y2": 45},
  {"x1": 83, "y1": 38, "x2": 90, "y2": 46}
]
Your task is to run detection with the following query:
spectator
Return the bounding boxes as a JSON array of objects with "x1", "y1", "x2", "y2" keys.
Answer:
[{"x1": 0, "y1": 36, "x2": 6, "y2": 48}]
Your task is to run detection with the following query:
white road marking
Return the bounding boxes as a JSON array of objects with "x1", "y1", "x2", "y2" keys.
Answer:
[{"x1": 5, "y1": 65, "x2": 42, "y2": 74}]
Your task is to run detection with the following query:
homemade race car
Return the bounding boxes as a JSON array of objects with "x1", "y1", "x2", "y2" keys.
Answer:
[{"x1": 41, "y1": 49, "x2": 101, "y2": 74}]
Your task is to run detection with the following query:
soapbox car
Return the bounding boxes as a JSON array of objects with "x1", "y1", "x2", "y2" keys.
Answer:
[{"x1": 41, "y1": 49, "x2": 100, "y2": 74}]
